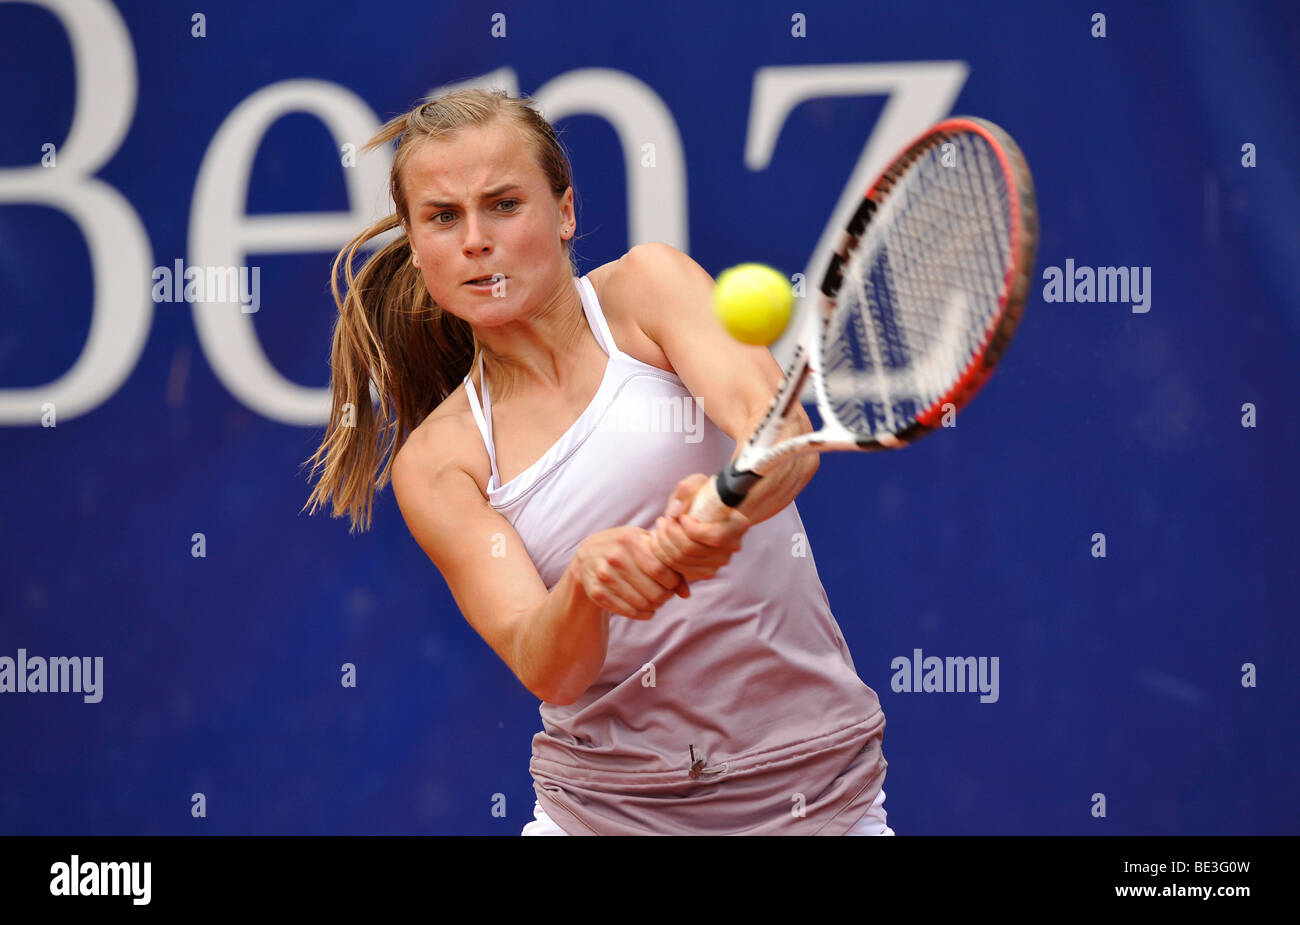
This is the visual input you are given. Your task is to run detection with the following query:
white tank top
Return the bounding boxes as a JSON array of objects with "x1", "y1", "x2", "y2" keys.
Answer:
[{"x1": 463, "y1": 274, "x2": 886, "y2": 835}]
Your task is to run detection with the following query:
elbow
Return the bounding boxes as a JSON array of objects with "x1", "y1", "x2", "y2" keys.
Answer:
[
  {"x1": 517, "y1": 659, "x2": 556, "y2": 704},
  {"x1": 520, "y1": 665, "x2": 582, "y2": 706},
  {"x1": 542, "y1": 689, "x2": 580, "y2": 707},
  {"x1": 535, "y1": 667, "x2": 595, "y2": 705},
  {"x1": 529, "y1": 678, "x2": 580, "y2": 706}
]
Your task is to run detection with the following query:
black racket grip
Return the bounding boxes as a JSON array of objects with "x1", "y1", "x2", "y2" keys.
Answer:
[{"x1": 715, "y1": 465, "x2": 762, "y2": 508}]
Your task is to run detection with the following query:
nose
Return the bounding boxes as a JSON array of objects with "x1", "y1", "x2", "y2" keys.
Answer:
[{"x1": 462, "y1": 212, "x2": 492, "y2": 257}]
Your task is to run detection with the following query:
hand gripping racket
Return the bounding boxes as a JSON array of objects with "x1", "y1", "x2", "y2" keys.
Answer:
[{"x1": 666, "y1": 115, "x2": 1038, "y2": 525}]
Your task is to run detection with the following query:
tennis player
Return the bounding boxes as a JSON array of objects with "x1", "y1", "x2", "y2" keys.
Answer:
[{"x1": 303, "y1": 88, "x2": 892, "y2": 836}]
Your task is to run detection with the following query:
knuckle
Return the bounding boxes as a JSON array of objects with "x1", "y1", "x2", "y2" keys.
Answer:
[{"x1": 685, "y1": 523, "x2": 717, "y2": 545}]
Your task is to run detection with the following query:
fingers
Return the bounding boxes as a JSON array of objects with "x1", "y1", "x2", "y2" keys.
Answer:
[
  {"x1": 593, "y1": 534, "x2": 684, "y2": 618},
  {"x1": 676, "y1": 511, "x2": 748, "y2": 549},
  {"x1": 665, "y1": 472, "x2": 711, "y2": 519},
  {"x1": 660, "y1": 514, "x2": 744, "y2": 558},
  {"x1": 645, "y1": 527, "x2": 695, "y2": 597},
  {"x1": 586, "y1": 583, "x2": 655, "y2": 620},
  {"x1": 575, "y1": 527, "x2": 689, "y2": 620},
  {"x1": 652, "y1": 517, "x2": 733, "y2": 583},
  {"x1": 629, "y1": 532, "x2": 688, "y2": 594},
  {"x1": 586, "y1": 563, "x2": 665, "y2": 619},
  {"x1": 654, "y1": 517, "x2": 727, "y2": 565}
]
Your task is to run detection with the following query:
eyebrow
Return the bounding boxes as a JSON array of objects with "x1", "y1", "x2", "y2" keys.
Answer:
[{"x1": 418, "y1": 185, "x2": 524, "y2": 209}]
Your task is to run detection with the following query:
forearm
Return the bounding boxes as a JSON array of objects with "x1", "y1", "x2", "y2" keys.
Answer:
[
  {"x1": 731, "y1": 450, "x2": 818, "y2": 525},
  {"x1": 512, "y1": 559, "x2": 611, "y2": 705},
  {"x1": 727, "y1": 405, "x2": 819, "y2": 526}
]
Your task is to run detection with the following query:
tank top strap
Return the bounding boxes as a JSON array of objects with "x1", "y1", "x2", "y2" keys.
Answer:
[
  {"x1": 576, "y1": 275, "x2": 625, "y2": 363},
  {"x1": 462, "y1": 351, "x2": 501, "y2": 491},
  {"x1": 461, "y1": 275, "x2": 637, "y2": 497}
]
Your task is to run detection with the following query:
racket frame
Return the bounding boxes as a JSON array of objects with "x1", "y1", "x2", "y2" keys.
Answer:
[{"x1": 689, "y1": 115, "x2": 1038, "y2": 521}]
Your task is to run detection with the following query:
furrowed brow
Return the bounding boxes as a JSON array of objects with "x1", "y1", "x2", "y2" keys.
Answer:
[{"x1": 420, "y1": 185, "x2": 523, "y2": 209}]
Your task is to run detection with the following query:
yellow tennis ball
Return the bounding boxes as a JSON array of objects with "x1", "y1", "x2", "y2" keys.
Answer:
[{"x1": 713, "y1": 263, "x2": 794, "y2": 345}]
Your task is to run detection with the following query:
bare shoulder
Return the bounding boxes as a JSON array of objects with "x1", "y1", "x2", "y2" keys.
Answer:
[
  {"x1": 393, "y1": 385, "x2": 494, "y2": 497},
  {"x1": 591, "y1": 243, "x2": 710, "y2": 374},
  {"x1": 604, "y1": 242, "x2": 710, "y2": 299}
]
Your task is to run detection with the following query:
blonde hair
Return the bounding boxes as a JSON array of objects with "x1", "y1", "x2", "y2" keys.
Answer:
[{"x1": 300, "y1": 88, "x2": 578, "y2": 533}]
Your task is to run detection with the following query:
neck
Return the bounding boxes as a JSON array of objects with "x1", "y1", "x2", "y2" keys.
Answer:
[{"x1": 474, "y1": 273, "x2": 588, "y2": 402}]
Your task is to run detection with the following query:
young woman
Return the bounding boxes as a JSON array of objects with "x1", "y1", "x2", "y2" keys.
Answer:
[{"x1": 303, "y1": 88, "x2": 892, "y2": 836}]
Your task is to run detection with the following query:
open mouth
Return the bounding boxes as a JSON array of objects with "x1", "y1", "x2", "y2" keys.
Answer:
[{"x1": 465, "y1": 275, "x2": 504, "y2": 285}]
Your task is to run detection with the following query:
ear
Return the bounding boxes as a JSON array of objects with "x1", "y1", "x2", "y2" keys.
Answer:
[
  {"x1": 402, "y1": 221, "x2": 420, "y2": 266},
  {"x1": 560, "y1": 186, "x2": 575, "y2": 238}
]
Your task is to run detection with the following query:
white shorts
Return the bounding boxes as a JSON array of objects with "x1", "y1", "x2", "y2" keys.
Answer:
[{"x1": 521, "y1": 788, "x2": 894, "y2": 835}]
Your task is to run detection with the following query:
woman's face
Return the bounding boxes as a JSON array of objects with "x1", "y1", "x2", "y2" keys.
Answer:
[{"x1": 401, "y1": 118, "x2": 574, "y2": 324}]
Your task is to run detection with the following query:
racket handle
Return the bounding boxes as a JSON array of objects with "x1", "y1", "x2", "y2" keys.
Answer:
[
  {"x1": 649, "y1": 467, "x2": 759, "y2": 591},
  {"x1": 688, "y1": 466, "x2": 761, "y2": 522},
  {"x1": 686, "y1": 476, "x2": 729, "y2": 522}
]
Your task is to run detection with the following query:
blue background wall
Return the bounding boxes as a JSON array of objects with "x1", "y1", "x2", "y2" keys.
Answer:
[{"x1": 1, "y1": 0, "x2": 1296, "y2": 834}]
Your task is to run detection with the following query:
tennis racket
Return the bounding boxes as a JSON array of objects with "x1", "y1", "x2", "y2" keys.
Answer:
[{"x1": 660, "y1": 115, "x2": 1038, "y2": 526}]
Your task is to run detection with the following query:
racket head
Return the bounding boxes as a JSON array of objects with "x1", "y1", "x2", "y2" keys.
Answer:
[{"x1": 814, "y1": 115, "x2": 1039, "y2": 449}]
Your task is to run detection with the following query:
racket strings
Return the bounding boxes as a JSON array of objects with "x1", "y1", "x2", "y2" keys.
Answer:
[{"x1": 824, "y1": 131, "x2": 1013, "y2": 437}]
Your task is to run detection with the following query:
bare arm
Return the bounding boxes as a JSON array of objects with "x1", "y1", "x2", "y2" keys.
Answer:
[
  {"x1": 720, "y1": 404, "x2": 819, "y2": 526},
  {"x1": 610, "y1": 242, "x2": 819, "y2": 541},
  {"x1": 650, "y1": 406, "x2": 815, "y2": 583},
  {"x1": 392, "y1": 424, "x2": 685, "y2": 705}
]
